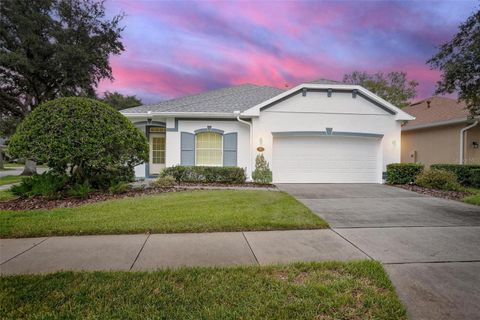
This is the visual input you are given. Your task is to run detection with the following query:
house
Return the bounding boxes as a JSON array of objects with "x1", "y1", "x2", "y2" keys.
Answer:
[
  {"x1": 401, "y1": 96, "x2": 479, "y2": 166},
  {"x1": 120, "y1": 80, "x2": 413, "y2": 183}
]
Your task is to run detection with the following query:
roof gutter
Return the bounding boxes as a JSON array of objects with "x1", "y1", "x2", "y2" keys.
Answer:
[
  {"x1": 460, "y1": 120, "x2": 478, "y2": 164},
  {"x1": 234, "y1": 111, "x2": 253, "y2": 178},
  {"x1": 402, "y1": 118, "x2": 468, "y2": 131}
]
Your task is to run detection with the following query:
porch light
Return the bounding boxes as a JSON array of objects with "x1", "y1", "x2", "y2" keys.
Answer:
[{"x1": 473, "y1": 141, "x2": 479, "y2": 149}]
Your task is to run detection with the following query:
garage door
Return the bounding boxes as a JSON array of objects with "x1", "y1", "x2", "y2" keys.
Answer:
[{"x1": 272, "y1": 136, "x2": 381, "y2": 183}]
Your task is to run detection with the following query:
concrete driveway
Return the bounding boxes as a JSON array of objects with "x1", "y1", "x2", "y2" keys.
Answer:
[{"x1": 278, "y1": 183, "x2": 480, "y2": 320}]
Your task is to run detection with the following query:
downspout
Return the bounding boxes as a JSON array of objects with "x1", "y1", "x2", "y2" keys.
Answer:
[
  {"x1": 234, "y1": 111, "x2": 253, "y2": 179},
  {"x1": 460, "y1": 120, "x2": 478, "y2": 164}
]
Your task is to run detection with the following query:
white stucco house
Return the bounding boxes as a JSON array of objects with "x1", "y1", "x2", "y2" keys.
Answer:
[{"x1": 121, "y1": 79, "x2": 414, "y2": 183}]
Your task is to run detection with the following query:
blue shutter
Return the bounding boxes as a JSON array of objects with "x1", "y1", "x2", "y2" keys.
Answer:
[
  {"x1": 181, "y1": 132, "x2": 195, "y2": 166},
  {"x1": 223, "y1": 133, "x2": 237, "y2": 166}
]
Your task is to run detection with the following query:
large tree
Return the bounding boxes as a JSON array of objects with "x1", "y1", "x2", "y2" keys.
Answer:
[
  {"x1": 0, "y1": 0, "x2": 124, "y2": 132},
  {"x1": 102, "y1": 91, "x2": 142, "y2": 110},
  {"x1": 428, "y1": 10, "x2": 480, "y2": 116},
  {"x1": 342, "y1": 71, "x2": 418, "y2": 108},
  {"x1": 0, "y1": 0, "x2": 124, "y2": 173}
]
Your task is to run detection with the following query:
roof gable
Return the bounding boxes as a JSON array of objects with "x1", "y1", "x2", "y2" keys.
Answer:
[{"x1": 242, "y1": 83, "x2": 414, "y2": 121}]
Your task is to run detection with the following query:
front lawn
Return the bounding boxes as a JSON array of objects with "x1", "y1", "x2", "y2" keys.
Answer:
[
  {"x1": 0, "y1": 190, "x2": 328, "y2": 238},
  {"x1": 0, "y1": 261, "x2": 406, "y2": 319},
  {"x1": 0, "y1": 175, "x2": 23, "y2": 186}
]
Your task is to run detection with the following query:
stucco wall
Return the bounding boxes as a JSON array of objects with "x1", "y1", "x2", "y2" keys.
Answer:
[
  {"x1": 251, "y1": 91, "x2": 402, "y2": 177},
  {"x1": 401, "y1": 124, "x2": 480, "y2": 166}
]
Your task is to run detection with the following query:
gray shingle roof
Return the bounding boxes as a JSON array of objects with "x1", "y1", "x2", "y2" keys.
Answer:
[
  {"x1": 121, "y1": 84, "x2": 284, "y2": 114},
  {"x1": 305, "y1": 78, "x2": 344, "y2": 85}
]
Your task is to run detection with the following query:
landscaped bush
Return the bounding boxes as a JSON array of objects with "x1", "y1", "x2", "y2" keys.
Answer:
[
  {"x1": 415, "y1": 169, "x2": 461, "y2": 191},
  {"x1": 108, "y1": 181, "x2": 131, "y2": 194},
  {"x1": 430, "y1": 164, "x2": 480, "y2": 186},
  {"x1": 67, "y1": 182, "x2": 92, "y2": 199},
  {"x1": 11, "y1": 172, "x2": 68, "y2": 198},
  {"x1": 252, "y1": 154, "x2": 272, "y2": 184},
  {"x1": 386, "y1": 163, "x2": 424, "y2": 184},
  {"x1": 8, "y1": 97, "x2": 148, "y2": 191},
  {"x1": 470, "y1": 169, "x2": 480, "y2": 188},
  {"x1": 153, "y1": 175, "x2": 176, "y2": 188},
  {"x1": 161, "y1": 166, "x2": 246, "y2": 184}
]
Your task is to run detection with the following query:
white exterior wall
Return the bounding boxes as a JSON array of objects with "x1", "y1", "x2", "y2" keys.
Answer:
[
  {"x1": 166, "y1": 119, "x2": 252, "y2": 176},
  {"x1": 250, "y1": 91, "x2": 402, "y2": 181}
]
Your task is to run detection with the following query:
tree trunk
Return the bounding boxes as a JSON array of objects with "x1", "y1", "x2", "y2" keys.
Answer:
[{"x1": 21, "y1": 159, "x2": 37, "y2": 176}]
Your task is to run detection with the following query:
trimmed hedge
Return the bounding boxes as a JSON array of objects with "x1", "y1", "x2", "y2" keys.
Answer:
[
  {"x1": 161, "y1": 166, "x2": 246, "y2": 184},
  {"x1": 430, "y1": 164, "x2": 480, "y2": 186},
  {"x1": 415, "y1": 169, "x2": 461, "y2": 191},
  {"x1": 386, "y1": 163, "x2": 424, "y2": 184},
  {"x1": 471, "y1": 169, "x2": 480, "y2": 188}
]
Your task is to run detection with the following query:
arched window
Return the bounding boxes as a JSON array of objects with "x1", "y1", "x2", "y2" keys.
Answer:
[{"x1": 195, "y1": 132, "x2": 222, "y2": 166}]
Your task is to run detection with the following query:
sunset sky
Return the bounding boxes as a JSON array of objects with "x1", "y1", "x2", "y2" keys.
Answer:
[{"x1": 99, "y1": 0, "x2": 477, "y2": 104}]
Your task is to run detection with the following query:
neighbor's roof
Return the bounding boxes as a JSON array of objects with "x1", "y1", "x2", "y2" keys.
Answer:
[
  {"x1": 121, "y1": 84, "x2": 284, "y2": 115},
  {"x1": 402, "y1": 96, "x2": 469, "y2": 130}
]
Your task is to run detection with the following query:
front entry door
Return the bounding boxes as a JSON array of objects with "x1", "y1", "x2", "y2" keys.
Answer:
[{"x1": 149, "y1": 132, "x2": 166, "y2": 174}]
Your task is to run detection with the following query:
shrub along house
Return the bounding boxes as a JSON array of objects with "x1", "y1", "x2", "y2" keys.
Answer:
[{"x1": 121, "y1": 80, "x2": 413, "y2": 183}]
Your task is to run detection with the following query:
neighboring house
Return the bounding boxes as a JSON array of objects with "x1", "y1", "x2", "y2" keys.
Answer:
[
  {"x1": 121, "y1": 80, "x2": 413, "y2": 183},
  {"x1": 401, "y1": 96, "x2": 480, "y2": 166}
]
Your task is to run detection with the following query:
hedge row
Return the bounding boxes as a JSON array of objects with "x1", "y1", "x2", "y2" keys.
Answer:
[
  {"x1": 386, "y1": 163, "x2": 424, "y2": 184},
  {"x1": 430, "y1": 164, "x2": 480, "y2": 186},
  {"x1": 386, "y1": 163, "x2": 480, "y2": 188},
  {"x1": 161, "y1": 166, "x2": 246, "y2": 184}
]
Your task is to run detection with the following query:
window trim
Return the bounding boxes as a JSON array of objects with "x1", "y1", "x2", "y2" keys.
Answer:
[{"x1": 194, "y1": 131, "x2": 223, "y2": 167}]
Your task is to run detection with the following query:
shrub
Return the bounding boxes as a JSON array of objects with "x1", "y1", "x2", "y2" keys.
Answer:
[
  {"x1": 108, "y1": 181, "x2": 131, "y2": 194},
  {"x1": 8, "y1": 97, "x2": 148, "y2": 187},
  {"x1": 252, "y1": 154, "x2": 273, "y2": 184},
  {"x1": 470, "y1": 169, "x2": 480, "y2": 188},
  {"x1": 11, "y1": 172, "x2": 68, "y2": 198},
  {"x1": 154, "y1": 175, "x2": 176, "y2": 188},
  {"x1": 386, "y1": 163, "x2": 424, "y2": 184},
  {"x1": 67, "y1": 182, "x2": 92, "y2": 199},
  {"x1": 161, "y1": 166, "x2": 246, "y2": 184},
  {"x1": 87, "y1": 166, "x2": 135, "y2": 190},
  {"x1": 415, "y1": 169, "x2": 461, "y2": 191},
  {"x1": 430, "y1": 164, "x2": 480, "y2": 186}
]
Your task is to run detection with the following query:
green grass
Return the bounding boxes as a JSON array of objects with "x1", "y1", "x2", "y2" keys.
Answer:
[
  {"x1": 0, "y1": 175, "x2": 23, "y2": 186},
  {"x1": 0, "y1": 261, "x2": 406, "y2": 319},
  {"x1": 0, "y1": 190, "x2": 328, "y2": 238},
  {"x1": 0, "y1": 189, "x2": 17, "y2": 202},
  {"x1": 463, "y1": 188, "x2": 480, "y2": 205}
]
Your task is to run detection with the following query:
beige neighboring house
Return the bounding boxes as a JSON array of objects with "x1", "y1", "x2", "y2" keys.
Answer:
[{"x1": 401, "y1": 96, "x2": 480, "y2": 166}]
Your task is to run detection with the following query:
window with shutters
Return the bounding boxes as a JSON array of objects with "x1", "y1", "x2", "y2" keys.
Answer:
[{"x1": 195, "y1": 132, "x2": 222, "y2": 166}]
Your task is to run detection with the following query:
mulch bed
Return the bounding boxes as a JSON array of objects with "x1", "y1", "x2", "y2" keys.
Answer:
[
  {"x1": 394, "y1": 184, "x2": 471, "y2": 202},
  {"x1": 0, "y1": 187, "x2": 185, "y2": 211},
  {"x1": 176, "y1": 182, "x2": 276, "y2": 189},
  {"x1": 0, "y1": 182, "x2": 277, "y2": 211}
]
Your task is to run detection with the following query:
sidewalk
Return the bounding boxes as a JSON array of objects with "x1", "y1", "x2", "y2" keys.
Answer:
[{"x1": 0, "y1": 229, "x2": 367, "y2": 275}]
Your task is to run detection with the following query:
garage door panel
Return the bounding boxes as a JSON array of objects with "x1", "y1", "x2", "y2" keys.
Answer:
[{"x1": 272, "y1": 136, "x2": 381, "y2": 183}]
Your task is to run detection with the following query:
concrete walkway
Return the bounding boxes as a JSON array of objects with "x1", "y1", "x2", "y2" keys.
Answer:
[{"x1": 0, "y1": 229, "x2": 367, "y2": 274}]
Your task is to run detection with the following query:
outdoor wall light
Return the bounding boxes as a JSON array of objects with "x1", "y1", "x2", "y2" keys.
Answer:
[
  {"x1": 147, "y1": 111, "x2": 152, "y2": 125},
  {"x1": 392, "y1": 140, "x2": 397, "y2": 147},
  {"x1": 473, "y1": 141, "x2": 479, "y2": 149}
]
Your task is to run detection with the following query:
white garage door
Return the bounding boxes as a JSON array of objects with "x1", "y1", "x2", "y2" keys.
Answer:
[{"x1": 272, "y1": 136, "x2": 381, "y2": 183}]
